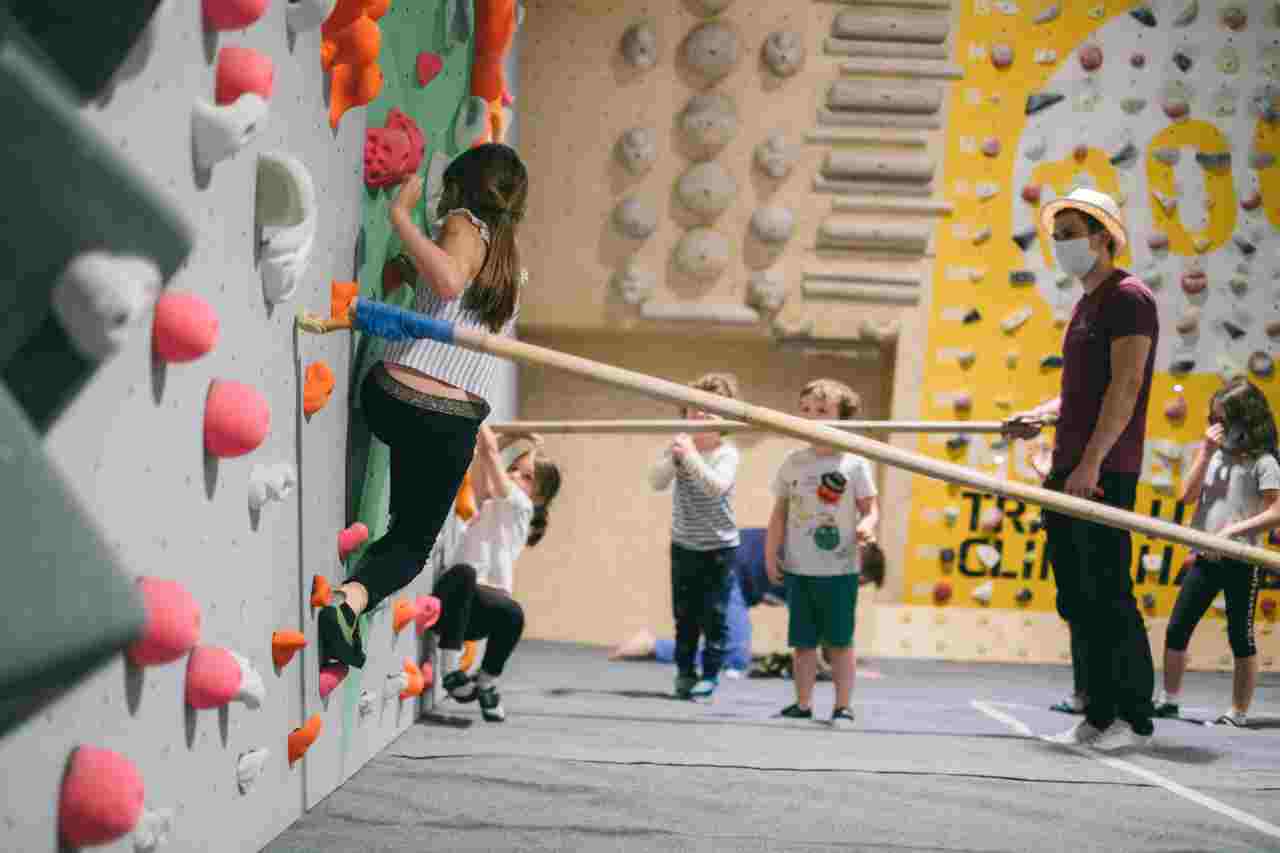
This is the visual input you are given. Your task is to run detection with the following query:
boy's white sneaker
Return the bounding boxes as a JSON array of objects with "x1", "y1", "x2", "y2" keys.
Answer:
[
  {"x1": 1042, "y1": 719, "x2": 1106, "y2": 746},
  {"x1": 1089, "y1": 720, "x2": 1153, "y2": 752}
]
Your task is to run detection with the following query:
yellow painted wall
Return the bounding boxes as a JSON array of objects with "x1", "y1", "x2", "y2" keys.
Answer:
[{"x1": 906, "y1": 3, "x2": 1280, "y2": 629}]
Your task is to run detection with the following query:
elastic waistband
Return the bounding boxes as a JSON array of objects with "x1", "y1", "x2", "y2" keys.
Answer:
[
  {"x1": 1195, "y1": 553, "x2": 1254, "y2": 571},
  {"x1": 372, "y1": 362, "x2": 489, "y2": 420}
]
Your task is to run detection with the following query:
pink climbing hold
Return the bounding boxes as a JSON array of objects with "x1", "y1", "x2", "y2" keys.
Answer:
[
  {"x1": 1165, "y1": 396, "x2": 1188, "y2": 420},
  {"x1": 185, "y1": 646, "x2": 243, "y2": 709},
  {"x1": 1079, "y1": 44, "x2": 1103, "y2": 71},
  {"x1": 1243, "y1": 191, "x2": 1263, "y2": 211},
  {"x1": 204, "y1": 380, "x2": 270, "y2": 457},
  {"x1": 1148, "y1": 233, "x2": 1170, "y2": 251},
  {"x1": 338, "y1": 522, "x2": 370, "y2": 560},
  {"x1": 416, "y1": 51, "x2": 443, "y2": 87},
  {"x1": 1181, "y1": 268, "x2": 1208, "y2": 294},
  {"x1": 980, "y1": 138, "x2": 1001, "y2": 158},
  {"x1": 59, "y1": 746, "x2": 145, "y2": 848},
  {"x1": 152, "y1": 291, "x2": 219, "y2": 363},
  {"x1": 318, "y1": 663, "x2": 349, "y2": 699},
  {"x1": 203, "y1": 0, "x2": 269, "y2": 31},
  {"x1": 215, "y1": 46, "x2": 275, "y2": 105},
  {"x1": 127, "y1": 578, "x2": 202, "y2": 667},
  {"x1": 363, "y1": 107, "x2": 426, "y2": 189},
  {"x1": 1130, "y1": 52, "x2": 1146, "y2": 68},
  {"x1": 414, "y1": 594, "x2": 442, "y2": 632},
  {"x1": 501, "y1": 90, "x2": 514, "y2": 107}
]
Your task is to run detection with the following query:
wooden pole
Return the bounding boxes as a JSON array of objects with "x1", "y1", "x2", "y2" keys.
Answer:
[
  {"x1": 489, "y1": 419, "x2": 1009, "y2": 435},
  {"x1": 449, "y1": 326, "x2": 1280, "y2": 572}
]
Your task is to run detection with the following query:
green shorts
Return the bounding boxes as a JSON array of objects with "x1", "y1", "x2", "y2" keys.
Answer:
[{"x1": 784, "y1": 572, "x2": 858, "y2": 648}]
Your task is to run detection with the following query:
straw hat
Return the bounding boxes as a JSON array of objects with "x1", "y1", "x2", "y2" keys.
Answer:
[{"x1": 1039, "y1": 187, "x2": 1128, "y2": 256}]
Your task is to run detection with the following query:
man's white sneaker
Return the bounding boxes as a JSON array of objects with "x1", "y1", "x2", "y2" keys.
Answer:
[
  {"x1": 1042, "y1": 719, "x2": 1106, "y2": 746},
  {"x1": 1089, "y1": 719, "x2": 1153, "y2": 752}
]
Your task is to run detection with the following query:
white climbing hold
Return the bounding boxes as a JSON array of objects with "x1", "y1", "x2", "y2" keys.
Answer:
[
  {"x1": 1141, "y1": 552, "x2": 1163, "y2": 572},
  {"x1": 1001, "y1": 306, "x2": 1032, "y2": 333},
  {"x1": 762, "y1": 30, "x2": 804, "y2": 78},
  {"x1": 615, "y1": 127, "x2": 656, "y2": 176},
  {"x1": 1024, "y1": 137, "x2": 1047, "y2": 161},
  {"x1": 236, "y1": 748, "x2": 270, "y2": 794},
  {"x1": 1033, "y1": 4, "x2": 1060, "y2": 23},
  {"x1": 620, "y1": 19, "x2": 658, "y2": 70},
  {"x1": 1172, "y1": 0, "x2": 1198, "y2": 25},
  {"x1": 975, "y1": 547, "x2": 1000, "y2": 571},
  {"x1": 359, "y1": 690, "x2": 378, "y2": 717},
  {"x1": 972, "y1": 226, "x2": 992, "y2": 245},
  {"x1": 1034, "y1": 49, "x2": 1057, "y2": 65},
  {"x1": 131, "y1": 808, "x2": 175, "y2": 853},
  {"x1": 229, "y1": 650, "x2": 265, "y2": 710},
  {"x1": 611, "y1": 260, "x2": 656, "y2": 306},
  {"x1": 943, "y1": 506, "x2": 960, "y2": 526},
  {"x1": 612, "y1": 197, "x2": 657, "y2": 239},
  {"x1": 248, "y1": 462, "x2": 297, "y2": 511},
  {"x1": 192, "y1": 94, "x2": 268, "y2": 172},
  {"x1": 754, "y1": 132, "x2": 796, "y2": 179},
  {"x1": 286, "y1": 0, "x2": 337, "y2": 34},
  {"x1": 51, "y1": 250, "x2": 161, "y2": 362},
  {"x1": 972, "y1": 578, "x2": 996, "y2": 602},
  {"x1": 747, "y1": 268, "x2": 787, "y2": 312},
  {"x1": 1150, "y1": 439, "x2": 1182, "y2": 462},
  {"x1": 975, "y1": 182, "x2": 999, "y2": 200},
  {"x1": 1151, "y1": 471, "x2": 1174, "y2": 493},
  {"x1": 673, "y1": 228, "x2": 730, "y2": 280},
  {"x1": 750, "y1": 206, "x2": 794, "y2": 244},
  {"x1": 257, "y1": 152, "x2": 317, "y2": 305}
]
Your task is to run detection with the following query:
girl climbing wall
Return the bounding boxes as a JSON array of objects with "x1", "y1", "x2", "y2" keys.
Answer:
[{"x1": 310, "y1": 143, "x2": 530, "y2": 669}]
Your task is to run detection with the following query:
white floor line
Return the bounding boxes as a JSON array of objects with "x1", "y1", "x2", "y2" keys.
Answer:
[
  {"x1": 970, "y1": 700, "x2": 1034, "y2": 736},
  {"x1": 970, "y1": 699, "x2": 1280, "y2": 842}
]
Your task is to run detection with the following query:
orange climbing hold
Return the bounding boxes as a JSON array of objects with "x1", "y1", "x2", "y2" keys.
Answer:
[
  {"x1": 471, "y1": 0, "x2": 518, "y2": 145},
  {"x1": 271, "y1": 630, "x2": 307, "y2": 668},
  {"x1": 310, "y1": 574, "x2": 332, "y2": 608},
  {"x1": 320, "y1": 0, "x2": 390, "y2": 129},
  {"x1": 392, "y1": 598, "x2": 416, "y2": 634},
  {"x1": 399, "y1": 658, "x2": 425, "y2": 699},
  {"x1": 288, "y1": 714, "x2": 323, "y2": 766},
  {"x1": 303, "y1": 361, "x2": 335, "y2": 416},
  {"x1": 455, "y1": 469, "x2": 477, "y2": 521},
  {"x1": 330, "y1": 280, "x2": 359, "y2": 321},
  {"x1": 459, "y1": 639, "x2": 478, "y2": 672}
]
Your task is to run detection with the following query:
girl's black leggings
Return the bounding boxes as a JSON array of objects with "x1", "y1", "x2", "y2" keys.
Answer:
[
  {"x1": 347, "y1": 364, "x2": 487, "y2": 611},
  {"x1": 433, "y1": 563, "x2": 526, "y2": 677},
  {"x1": 1166, "y1": 555, "x2": 1260, "y2": 659}
]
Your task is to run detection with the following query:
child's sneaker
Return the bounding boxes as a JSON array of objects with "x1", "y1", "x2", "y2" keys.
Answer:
[
  {"x1": 442, "y1": 670, "x2": 478, "y2": 703},
  {"x1": 1152, "y1": 700, "x2": 1180, "y2": 718},
  {"x1": 689, "y1": 677, "x2": 718, "y2": 699},
  {"x1": 830, "y1": 707, "x2": 855, "y2": 728},
  {"x1": 1049, "y1": 695, "x2": 1085, "y2": 715},
  {"x1": 317, "y1": 603, "x2": 366, "y2": 669},
  {"x1": 1090, "y1": 719, "x2": 1153, "y2": 752},
  {"x1": 478, "y1": 685, "x2": 505, "y2": 722},
  {"x1": 674, "y1": 674, "x2": 697, "y2": 700},
  {"x1": 775, "y1": 703, "x2": 813, "y2": 719},
  {"x1": 1214, "y1": 709, "x2": 1248, "y2": 727},
  {"x1": 1042, "y1": 719, "x2": 1106, "y2": 746}
]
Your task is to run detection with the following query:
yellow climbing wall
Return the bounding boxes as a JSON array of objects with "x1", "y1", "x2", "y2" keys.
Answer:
[{"x1": 901, "y1": 1, "x2": 1280, "y2": 666}]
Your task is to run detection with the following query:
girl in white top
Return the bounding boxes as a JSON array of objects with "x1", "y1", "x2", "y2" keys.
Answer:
[
  {"x1": 433, "y1": 425, "x2": 562, "y2": 722},
  {"x1": 309, "y1": 144, "x2": 530, "y2": 671}
]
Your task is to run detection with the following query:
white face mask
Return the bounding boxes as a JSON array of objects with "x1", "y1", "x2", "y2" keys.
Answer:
[{"x1": 1054, "y1": 236, "x2": 1098, "y2": 278}]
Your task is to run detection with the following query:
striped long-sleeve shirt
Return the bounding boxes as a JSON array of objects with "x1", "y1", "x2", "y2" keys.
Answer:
[
  {"x1": 650, "y1": 442, "x2": 741, "y2": 550},
  {"x1": 381, "y1": 208, "x2": 523, "y2": 403}
]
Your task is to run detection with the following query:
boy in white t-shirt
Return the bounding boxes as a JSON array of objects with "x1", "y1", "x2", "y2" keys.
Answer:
[{"x1": 766, "y1": 379, "x2": 879, "y2": 727}]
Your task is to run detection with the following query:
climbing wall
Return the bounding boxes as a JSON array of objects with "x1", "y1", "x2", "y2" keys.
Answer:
[
  {"x1": 0, "y1": 0, "x2": 520, "y2": 850},
  {"x1": 898, "y1": 0, "x2": 1280, "y2": 668}
]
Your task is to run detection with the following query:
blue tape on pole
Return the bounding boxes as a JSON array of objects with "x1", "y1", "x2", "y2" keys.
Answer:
[{"x1": 354, "y1": 299, "x2": 455, "y2": 343}]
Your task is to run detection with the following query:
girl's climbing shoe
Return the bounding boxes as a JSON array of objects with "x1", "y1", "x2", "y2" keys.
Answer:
[
  {"x1": 317, "y1": 603, "x2": 366, "y2": 669},
  {"x1": 478, "y1": 685, "x2": 505, "y2": 722},
  {"x1": 442, "y1": 670, "x2": 478, "y2": 703}
]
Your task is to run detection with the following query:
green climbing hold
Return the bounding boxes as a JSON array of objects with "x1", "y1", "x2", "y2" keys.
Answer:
[
  {"x1": 1026, "y1": 92, "x2": 1065, "y2": 115},
  {"x1": 1130, "y1": 5, "x2": 1157, "y2": 26}
]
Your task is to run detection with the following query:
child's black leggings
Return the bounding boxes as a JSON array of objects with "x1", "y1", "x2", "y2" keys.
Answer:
[
  {"x1": 1166, "y1": 555, "x2": 1260, "y2": 659},
  {"x1": 433, "y1": 563, "x2": 526, "y2": 677},
  {"x1": 346, "y1": 363, "x2": 487, "y2": 611}
]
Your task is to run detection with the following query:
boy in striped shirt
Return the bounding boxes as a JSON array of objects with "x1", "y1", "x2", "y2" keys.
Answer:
[{"x1": 649, "y1": 373, "x2": 742, "y2": 700}]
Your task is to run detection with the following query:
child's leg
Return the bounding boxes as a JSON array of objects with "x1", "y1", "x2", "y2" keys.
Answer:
[
  {"x1": 670, "y1": 544, "x2": 702, "y2": 681},
  {"x1": 1162, "y1": 557, "x2": 1219, "y2": 701},
  {"x1": 697, "y1": 546, "x2": 736, "y2": 681},
  {"x1": 432, "y1": 564, "x2": 478, "y2": 652},
  {"x1": 827, "y1": 645, "x2": 856, "y2": 709},
  {"x1": 1222, "y1": 561, "x2": 1261, "y2": 715},
  {"x1": 793, "y1": 647, "x2": 819, "y2": 708},
  {"x1": 469, "y1": 587, "x2": 525, "y2": 682}
]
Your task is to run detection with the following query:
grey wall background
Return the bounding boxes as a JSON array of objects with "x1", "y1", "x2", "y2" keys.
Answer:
[{"x1": 0, "y1": 1, "x2": 520, "y2": 850}]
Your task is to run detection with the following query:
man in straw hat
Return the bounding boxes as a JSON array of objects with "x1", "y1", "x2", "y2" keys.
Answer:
[{"x1": 1003, "y1": 187, "x2": 1159, "y2": 750}]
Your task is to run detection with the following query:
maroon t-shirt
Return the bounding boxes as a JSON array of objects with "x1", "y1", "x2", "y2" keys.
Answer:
[{"x1": 1051, "y1": 270, "x2": 1159, "y2": 476}]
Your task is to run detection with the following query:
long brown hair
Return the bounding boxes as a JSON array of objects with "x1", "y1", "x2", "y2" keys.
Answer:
[
  {"x1": 1214, "y1": 378, "x2": 1279, "y2": 459},
  {"x1": 437, "y1": 143, "x2": 528, "y2": 332}
]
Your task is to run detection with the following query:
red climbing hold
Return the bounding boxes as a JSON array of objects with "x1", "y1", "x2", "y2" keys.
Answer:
[
  {"x1": 59, "y1": 746, "x2": 145, "y2": 848},
  {"x1": 416, "y1": 51, "x2": 443, "y2": 87},
  {"x1": 153, "y1": 291, "x2": 219, "y2": 363},
  {"x1": 1021, "y1": 184, "x2": 1042, "y2": 204},
  {"x1": 414, "y1": 595, "x2": 442, "y2": 632},
  {"x1": 932, "y1": 580, "x2": 953, "y2": 605},
  {"x1": 363, "y1": 108, "x2": 426, "y2": 189},
  {"x1": 203, "y1": 0, "x2": 269, "y2": 31},
  {"x1": 128, "y1": 577, "x2": 202, "y2": 667},
  {"x1": 339, "y1": 522, "x2": 369, "y2": 560},
  {"x1": 204, "y1": 380, "x2": 270, "y2": 457},
  {"x1": 215, "y1": 46, "x2": 275, "y2": 105},
  {"x1": 319, "y1": 663, "x2": 349, "y2": 699}
]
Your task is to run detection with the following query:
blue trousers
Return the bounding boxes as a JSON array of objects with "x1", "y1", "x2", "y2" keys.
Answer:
[{"x1": 655, "y1": 569, "x2": 751, "y2": 673}]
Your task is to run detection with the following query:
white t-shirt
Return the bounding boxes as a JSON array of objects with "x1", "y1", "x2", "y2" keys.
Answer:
[
  {"x1": 771, "y1": 448, "x2": 877, "y2": 577},
  {"x1": 1191, "y1": 450, "x2": 1280, "y2": 545},
  {"x1": 451, "y1": 487, "x2": 534, "y2": 594}
]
